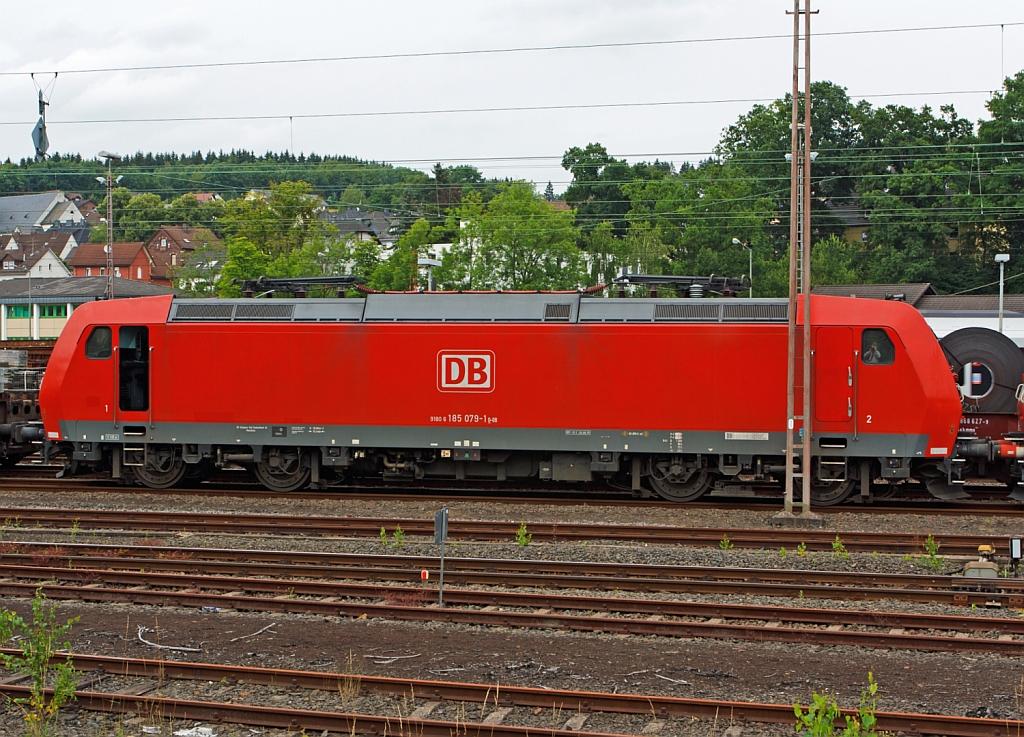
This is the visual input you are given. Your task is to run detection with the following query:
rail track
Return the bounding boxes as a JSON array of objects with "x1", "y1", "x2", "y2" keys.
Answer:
[
  {"x1": 2, "y1": 559, "x2": 1023, "y2": 654},
  {"x1": 0, "y1": 506, "x2": 1017, "y2": 555},
  {"x1": 3, "y1": 541, "x2": 1023, "y2": 607},
  {"x1": 0, "y1": 652, "x2": 1020, "y2": 737},
  {"x1": 3, "y1": 471, "x2": 1024, "y2": 516}
]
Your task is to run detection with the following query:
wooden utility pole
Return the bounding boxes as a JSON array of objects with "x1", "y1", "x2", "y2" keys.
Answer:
[{"x1": 776, "y1": 0, "x2": 821, "y2": 527}]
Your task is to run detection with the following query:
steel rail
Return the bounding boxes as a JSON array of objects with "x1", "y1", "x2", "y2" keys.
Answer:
[
  {"x1": 3, "y1": 476, "x2": 1024, "y2": 515},
  {"x1": 3, "y1": 542, "x2": 1023, "y2": 607},
  {"x1": 1, "y1": 570, "x2": 1022, "y2": 654},
  {"x1": 0, "y1": 506, "x2": 1013, "y2": 554},
  {"x1": 2, "y1": 652, "x2": 1021, "y2": 737},
  {"x1": 0, "y1": 684, "x2": 628, "y2": 737}
]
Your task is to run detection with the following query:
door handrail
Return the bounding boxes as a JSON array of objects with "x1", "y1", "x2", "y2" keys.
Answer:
[
  {"x1": 853, "y1": 349, "x2": 860, "y2": 441},
  {"x1": 112, "y1": 346, "x2": 118, "y2": 430}
]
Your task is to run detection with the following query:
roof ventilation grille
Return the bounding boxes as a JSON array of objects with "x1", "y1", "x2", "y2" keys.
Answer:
[
  {"x1": 722, "y1": 303, "x2": 788, "y2": 322},
  {"x1": 543, "y1": 303, "x2": 572, "y2": 321},
  {"x1": 172, "y1": 303, "x2": 235, "y2": 321},
  {"x1": 234, "y1": 303, "x2": 295, "y2": 321},
  {"x1": 654, "y1": 303, "x2": 719, "y2": 321}
]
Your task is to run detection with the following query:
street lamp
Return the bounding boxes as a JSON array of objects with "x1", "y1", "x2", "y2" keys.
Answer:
[
  {"x1": 418, "y1": 257, "x2": 442, "y2": 291},
  {"x1": 996, "y1": 253, "x2": 1010, "y2": 334},
  {"x1": 732, "y1": 238, "x2": 753, "y2": 298},
  {"x1": 97, "y1": 151, "x2": 122, "y2": 299}
]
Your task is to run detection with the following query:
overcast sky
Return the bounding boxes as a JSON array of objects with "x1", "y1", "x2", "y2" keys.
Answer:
[{"x1": 0, "y1": 1, "x2": 1021, "y2": 192}]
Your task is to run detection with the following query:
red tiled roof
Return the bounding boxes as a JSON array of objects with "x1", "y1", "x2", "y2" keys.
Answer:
[{"x1": 67, "y1": 242, "x2": 144, "y2": 267}]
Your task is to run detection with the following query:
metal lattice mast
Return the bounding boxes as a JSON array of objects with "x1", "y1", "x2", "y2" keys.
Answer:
[
  {"x1": 98, "y1": 151, "x2": 122, "y2": 300},
  {"x1": 105, "y1": 160, "x2": 114, "y2": 300},
  {"x1": 801, "y1": 0, "x2": 814, "y2": 519},
  {"x1": 780, "y1": 0, "x2": 818, "y2": 523}
]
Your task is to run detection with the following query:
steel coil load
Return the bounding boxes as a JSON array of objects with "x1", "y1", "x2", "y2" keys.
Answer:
[{"x1": 940, "y1": 327, "x2": 1024, "y2": 413}]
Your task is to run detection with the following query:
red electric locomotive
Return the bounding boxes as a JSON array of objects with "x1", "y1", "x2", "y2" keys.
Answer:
[{"x1": 41, "y1": 292, "x2": 963, "y2": 504}]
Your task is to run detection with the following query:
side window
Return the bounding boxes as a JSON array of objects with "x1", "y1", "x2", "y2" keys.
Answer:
[
  {"x1": 862, "y1": 328, "x2": 895, "y2": 366},
  {"x1": 85, "y1": 326, "x2": 112, "y2": 359}
]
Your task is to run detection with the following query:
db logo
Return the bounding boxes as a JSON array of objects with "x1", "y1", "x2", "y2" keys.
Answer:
[{"x1": 438, "y1": 351, "x2": 494, "y2": 393}]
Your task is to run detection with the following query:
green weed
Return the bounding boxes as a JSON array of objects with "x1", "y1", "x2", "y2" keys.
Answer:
[
  {"x1": 0, "y1": 587, "x2": 80, "y2": 737},
  {"x1": 515, "y1": 523, "x2": 532, "y2": 547},
  {"x1": 794, "y1": 672, "x2": 880, "y2": 737}
]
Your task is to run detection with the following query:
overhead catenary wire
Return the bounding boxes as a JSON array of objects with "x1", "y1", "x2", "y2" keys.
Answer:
[
  {"x1": 1, "y1": 21, "x2": 1021, "y2": 77},
  {"x1": 0, "y1": 89, "x2": 1003, "y2": 127},
  {"x1": 4, "y1": 139, "x2": 1021, "y2": 172}
]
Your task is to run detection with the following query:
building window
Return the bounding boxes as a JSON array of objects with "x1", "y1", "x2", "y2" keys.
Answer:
[
  {"x1": 114, "y1": 267, "x2": 121, "y2": 277},
  {"x1": 86, "y1": 268, "x2": 92, "y2": 276},
  {"x1": 99, "y1": 268, "x2": 104, "y2": 276},
  {"x1": 2, "y1": 261, "x2": 14, "y2": 270},
  {"x1": 39, "y1": 305, "x2": 66, "y2": 318},
  {"x1": 6, "y1": 305, "x2": 30, "y2": 319},
  {"x1": 137, "y1": 266, "x2": 142, "y2": 279}
]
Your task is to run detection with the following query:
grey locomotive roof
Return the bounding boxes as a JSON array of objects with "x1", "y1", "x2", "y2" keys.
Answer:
[{"x1": 169, "y1": 294, "x2": 791, "y2": 324}]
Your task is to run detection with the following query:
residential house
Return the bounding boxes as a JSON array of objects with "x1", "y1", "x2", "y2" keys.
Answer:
[
  {"x1": 321, "y1": 208, "x2": 399, "y2": 247},
  {"x1": 0, "y1": 234, "x2": 73, "y2": 281},
  {"x1": 141, "y1": 226, "x2": 222, "y2": 288},
  {"x1": 0, "y1": 191, "x2": 85, "y2": 234},
  {"x1": 144, "y1": 225, "x2": 220, "y2": 268},
  {"x1": 67, "y1": 242, "x2": 167, "y2": 285},
  {"x1": 65, "y1": 193, "x2": 96, "y2": 217},
  {"x1": 0, "y1": 277, "x2": 173, "y2": 340},
  {"x1": 192, "y1": 193, "x2": 223, "y2": 204},
  {"x1": 0, "y1": 231, "x2": 78, "y2": 261}
]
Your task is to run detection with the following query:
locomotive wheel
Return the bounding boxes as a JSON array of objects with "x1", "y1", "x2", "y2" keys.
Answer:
[
  {"x1": 254, "y1": 449, "x2": 310, "y2": 492},
  {"x1": 647, "y1": 456, "x2": 712, "y2": 502},
  {"x1": 133, "y1": 448, "x2": 188, "y2": 489},
  {"x1": 800, "y1": 477, "x2": 857, "y2": 506}
]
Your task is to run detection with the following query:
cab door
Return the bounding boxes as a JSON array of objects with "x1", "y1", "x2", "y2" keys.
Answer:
[
  {"x1": 116, "y1": 326, "x2": 150, "y2": 426},
  {"x1": 80, "y1": 325, "x2": 115, "y2": 423},
  {"x1": 814, "y1": 327, "x2": 854, "y2": 426}
]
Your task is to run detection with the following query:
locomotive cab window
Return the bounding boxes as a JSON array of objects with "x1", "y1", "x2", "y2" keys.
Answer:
[
  {"x1": 862, "y1": 328, "x2": 895, "y2": 365},
  {"x1": 85, "y1": 326, "x2": 112, "y2": 359},
  {"x1": 118, "y1": 326, "x2": 149, "y2": 411}
]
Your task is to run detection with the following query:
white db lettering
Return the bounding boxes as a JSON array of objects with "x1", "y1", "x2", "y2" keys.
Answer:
[{"x1": 438, "y1": 351, "x2": 494, "y2": 392}]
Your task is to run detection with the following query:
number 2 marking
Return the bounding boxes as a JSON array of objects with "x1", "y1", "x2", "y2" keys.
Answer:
[{"x1": 865, "y1": 414, "x2": 872, "y2": 424}]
